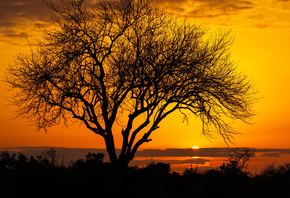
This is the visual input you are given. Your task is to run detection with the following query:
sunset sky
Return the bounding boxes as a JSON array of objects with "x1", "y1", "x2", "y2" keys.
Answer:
[{"x1": 0, "y1": 0, "x2": 290, "y2": 150}]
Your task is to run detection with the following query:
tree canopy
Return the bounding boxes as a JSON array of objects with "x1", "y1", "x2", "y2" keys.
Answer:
[{"x1": 6, "y1": 0, "x2": 256, "y2": 167}]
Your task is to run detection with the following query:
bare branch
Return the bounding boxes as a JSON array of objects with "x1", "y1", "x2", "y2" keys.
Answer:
[{"x1": 5, "y1": 0, "x2": 257, "y2": 167}]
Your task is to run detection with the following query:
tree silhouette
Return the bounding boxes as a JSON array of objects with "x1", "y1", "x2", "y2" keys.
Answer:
[
  {"x1": 220, "y1": 148, "x2": 255, "y2": 175},
  {"x1": 6, "y1": 0, "x2": 256, "y2": 169}
]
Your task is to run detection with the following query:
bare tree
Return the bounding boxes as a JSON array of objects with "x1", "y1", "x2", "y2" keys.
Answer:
[
  {"x1": 37, "y1": 148, "x2": 61, "y2": 167},
  {"x1": 5, "y1": 0, "x2": 256, "y2": 169},
  {"x1": 220, "y1": 148, "x2": 255, "y2": 175},
  {"x1": 229, "y1": 148, "x2": 256, "y2": 170}
]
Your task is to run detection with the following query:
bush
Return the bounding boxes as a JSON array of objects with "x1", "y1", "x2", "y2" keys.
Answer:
[{"x1": 1, "y1": 150, "x2": 289, "y2": 198}]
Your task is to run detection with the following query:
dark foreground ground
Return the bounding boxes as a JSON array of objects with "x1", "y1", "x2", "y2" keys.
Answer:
[{"x1": 0, "y1": 150, "x2": 289, "y2": 198}]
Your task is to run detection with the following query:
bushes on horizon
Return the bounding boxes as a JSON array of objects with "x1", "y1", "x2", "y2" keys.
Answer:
[{"x1": 0, "y1": 149, "x2": 289, "y2": 198}]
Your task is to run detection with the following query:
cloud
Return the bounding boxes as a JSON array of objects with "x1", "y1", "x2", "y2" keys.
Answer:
[
  {"x1": 0, "y1": 0, "x2": 257, "y2": 41},
  {"x1": 0, "y1": 0, "x2": 51, "y2": 42},
  {"x1": 130, "y1": 158, "x2": 211, "y2": 166},
  {"x1": 196, "y1": 0, "x2": 254, "y2": 11},
  {"x1": 248, "y1": 14, "x2": 267, "y2": 20},
  {"x1": 1, "y1": 29, "x2": 28, "y2": 38},
  {"x1": 154, "y1": 0, "x2": 254, "y2": 18},
  {"x1": 246, "y1": 14, "x2": 277, "y2": 29},
  {"x1": 256, "y1": 149, "x2": 290, "y2": 154},
  {"x1": 261, "y1": 153, "x2": 280, "y2": 157},
  {"x1": 0, "y1": 0, "x2": 50, "y2": 27},
  {"x1": 135, "y1": 148, "x2": 231, "y2": 157},
  {"x1": 154, "y1": 0, "x2": 188, "y2": 4},
  {"x1": 186, "y1": 0, "x2": 255, "y2": 18}
]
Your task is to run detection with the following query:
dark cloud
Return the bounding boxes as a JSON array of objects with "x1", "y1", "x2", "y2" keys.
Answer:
[
  {"x1": 256, "y1": 149, "x2": 290, "y2": 154},
  {"x1": 1, "y1": 29, "x2": 28, "y2": 38},
  {"x1": 248, "y1": 14, "x2": 266, "y2": 20},
  {"x1": 155, "y1": 0, "x2": 254, "y2": 18},
  {"x1": 130, "y1": 158, "x2": 211, "y2": 166},
  {"x1": 253, "y1": 24, "x2": 271, "y2": 29},
  {"x1": 186, "y1": 0, "x2": 255, "y2": 18},
  {"x1": 261, "y1": 153, "x2": 280, "y2": 157},
  {"x1": 0, "y1": 0, "x2": 255, "y2": 39},
  {"x1": 247, "y1": 14, "x2": 273, "y2": 29},
  {"x1": 0, "y1": 0, "x2": 51, "y2": 40},
  {"x1": 0, "y1": 0, "x2": 51, "y2": 26},
  {"x1": 169, "y1": 6, "x2": 186, "y2": 13},
  {"x1": 154, "y1": 0, "x2": 188, "y2": 4},
  {"x1": 197, "y1": 0, "x2": 254, "y2": 10},
  {"x1": 135, "y1": 148, "x2": 231, "y2": 157}
]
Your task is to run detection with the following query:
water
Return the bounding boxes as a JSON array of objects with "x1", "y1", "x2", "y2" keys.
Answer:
[{"x1": 1, "y1": 147, "x2": 289, "y2": 174}]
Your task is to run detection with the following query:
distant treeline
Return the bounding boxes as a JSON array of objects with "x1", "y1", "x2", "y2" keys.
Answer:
[{"x1": 0, "y1": 149, "x2": 289, "y2": 198}]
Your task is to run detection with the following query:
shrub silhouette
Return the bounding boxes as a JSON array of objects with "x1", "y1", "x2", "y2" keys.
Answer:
[
  {"x1": 36, "y1": 148, "x2": 61, "y2": 168},
  {"x1": 73, "y1": 152, "x2": 106, "y2": 168},
  {"x1": 252, "y1": 163, "x2": 290, "y2": 198},
  {"x1": 0, "y1": 149, "x2": 289, "y2": 198}
]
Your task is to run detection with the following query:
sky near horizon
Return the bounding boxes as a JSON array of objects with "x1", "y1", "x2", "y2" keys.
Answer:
[{"x1": 0, "y1": 0, "x2": 290, "y2": 149}]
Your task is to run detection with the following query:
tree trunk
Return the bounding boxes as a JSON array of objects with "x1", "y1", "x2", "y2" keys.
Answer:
[
  {"x1": 104, "y1": 134, "x2": 118, "y2": 164},
  {"x1": 104, "y1": 134, "x2": 130, "y2": 178}
]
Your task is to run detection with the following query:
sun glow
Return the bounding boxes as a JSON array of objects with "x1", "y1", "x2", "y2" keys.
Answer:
[{"x1": 192, "y1": 146, "x2": 200, "y2": 149}]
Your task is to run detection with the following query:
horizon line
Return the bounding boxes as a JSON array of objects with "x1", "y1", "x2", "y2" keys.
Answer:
[{"x1": 1, "y1": 146, "x2": 290, "y2": 151}]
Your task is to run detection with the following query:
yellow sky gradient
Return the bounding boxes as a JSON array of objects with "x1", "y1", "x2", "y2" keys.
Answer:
[{"x1": 1, "y1": 0, "x2": 290, "y2": 149}]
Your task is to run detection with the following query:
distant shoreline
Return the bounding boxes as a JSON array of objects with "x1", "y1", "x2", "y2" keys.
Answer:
[{"x1": 1, "y1": 147, "x2": 290, "y2": 174}]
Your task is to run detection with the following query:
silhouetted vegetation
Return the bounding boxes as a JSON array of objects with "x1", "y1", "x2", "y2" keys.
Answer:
[
  {"x1": 0, "y1": 149, "x2": 289, "y2": 198},
  {"x1": 6, "y1": 0, "x2": 257, "y2": 171}
]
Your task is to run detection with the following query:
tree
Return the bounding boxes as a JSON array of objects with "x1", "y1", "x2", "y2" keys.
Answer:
[
  {"x1": 5, "y1": 0, "x2": 256, "y2": 169},
  {"x1": 220, "y1": 148, "x2": 255, "y2": 175},
  {"x1": 228, "y1": 148, "x2": 255, "y2": 170},
  {"x1": 36, "y1": 148, "x2": 61, "y2": 168}
]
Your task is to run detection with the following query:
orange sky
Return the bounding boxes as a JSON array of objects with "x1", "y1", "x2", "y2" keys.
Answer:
[{"x1": 1, "y1": 0, "x2": 290, "y2": 149}]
